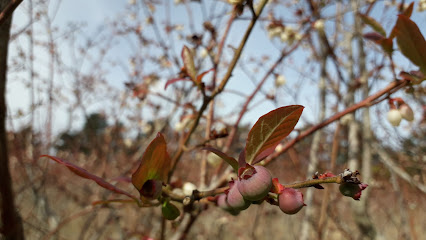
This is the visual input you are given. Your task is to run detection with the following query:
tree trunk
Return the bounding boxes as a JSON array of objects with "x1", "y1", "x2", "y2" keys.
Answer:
[
  {"x1": 299, "y1": 30, "x2": 327, "y2": 240},
  {"x1": 350, "y1": 1, "x2": 376, "y2": 239},
  {"x1": 0, "y1": 0, "x2": 25, "y2": 239}
]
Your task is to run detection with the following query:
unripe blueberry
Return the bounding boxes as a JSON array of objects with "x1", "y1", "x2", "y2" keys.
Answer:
[
  {"x1": 399, "y1": 104, "x2": 414, "y2": 121},
  {"x1": 387, "y1": 109, "x2": 402, "y2": 126},
  {"x1": 217, "y1": 194, "x2": 240, "y2": 215},
  {"x1": 226, "y1": 180, "x2": 251, "y2": 211},
  {"x1": 237, "y1": 165, "x2": 272, "y2": 201},
  {"x1": 278, "y1": 188, "x2": 305, "y2": 215}
]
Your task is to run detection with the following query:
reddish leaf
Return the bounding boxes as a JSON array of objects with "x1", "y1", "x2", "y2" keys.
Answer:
[
  {"x1": 363, "y1": 32, "x2": 385, "y2": 43},
  {"x1": 271, "y1": 178, "x2": 284, "y2": 194},
  {"x1": 202, "y1": 147, "x2": 238, "y2": 172},
  {"x1": 401, "y1": 2, "x2": 414, "y2": 18},
  {"x1": 41, "y1": 155, "x2": 139, "y2": 201},
  {"x1": 132, "y1": 133, "x2": 171, "y2": 196},
  {"x1": 245, "y1": 105, "x2": 304, "y2": 164},
  {"x1": 181, "y1": 46, "x2": 197, "y2": 82},
  {"x1": 238, "y1": 150, "x2": 246, "y2": 168},
  {"x1": 359, "y1": 14, "x2": 386, "y2": 37},
  {"x1": 363, "y1": 33, "x2": 393, "y2": 55},
  {"x1": 196, "y1": 68, "x2": 214, "y2": 84},
  {"x1": 379, "y1": 38, "x2": 394, "y2": 56},
  {"x1": 393, "y1": 15, "x2": 426, "y2": 73},
  {"x1": 164, "y1": 78, "x2": 193, "y2": 90}
]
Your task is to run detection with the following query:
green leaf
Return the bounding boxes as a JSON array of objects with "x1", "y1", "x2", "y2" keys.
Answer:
[
  {"x1": 245, "y1": 105, "x2": 304, "y2": 165},
  {"x1": 359, "y1": 14, "x2": 386, "y2": 37},
  {"x1": 132, "y1": 133, "x2": 171, "y2": 197},
  {"x1": 394, "y1": 15, "x2": 426, "y2": 74},
  {"x1": 181, "y1": 45, "x2": 197, "y2": 83},
  {"x1": 202, "y1": 147, "x2": 239, "y2": 172},
  {"x1": 162, "y1": 201, "x2": 180, "y2": 220}
]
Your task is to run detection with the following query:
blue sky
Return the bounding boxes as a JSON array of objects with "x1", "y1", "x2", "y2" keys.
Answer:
[{"x1": 7, "y1": 0, "x2": 425, "y2": 148}]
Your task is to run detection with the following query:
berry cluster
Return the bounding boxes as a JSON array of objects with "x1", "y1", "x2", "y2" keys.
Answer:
[{"x1": 216, "y1": 164, "x2": 306, "y2": 215}]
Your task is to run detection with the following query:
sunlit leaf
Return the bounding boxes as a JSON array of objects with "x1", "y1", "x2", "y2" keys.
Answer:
[
  {"x1": 131, "y1": 132, "x2": 171, "y2": 196},
  {"x1": 393, "y1": 15, "x2": 426, "y2": 73},
  {"x1": 202, "y1": 147, "x2": 238, "y2": 172},
  {"x1": 41, "y1": 155, "x2": 139, "y2": 201},
  {"x1": 181, "y1": 45, "x2": 197, "y2": 82},
  {"x1": 359, "y1": 14, "x2": 386, "y2": 37},
  {"x1": 245, "y1": 105, "x2": 304, "y2": 165},
  {"x1": 401, "y1": 2, "x2": 414, "y2": 18}
]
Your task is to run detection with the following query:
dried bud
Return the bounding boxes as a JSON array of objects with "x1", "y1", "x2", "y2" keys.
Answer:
[
  {"x1": 399, "y1": 104, "x2": 414, "y2": 121},
  {"x1": 238, "y1": 165, "x2": 272, "y2": 201},
  {"x1": 339, "y1": 182, "x2": 368, "y2": 200},
  {"x1": 278, "y1": 188, "x2": 306, "y2": 215},
  {"x1": 387, "y1": 109, "x2": 402, "y2": 126}
]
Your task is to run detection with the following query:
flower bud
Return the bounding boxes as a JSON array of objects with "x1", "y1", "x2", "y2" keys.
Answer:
[
  {"x1": 399, "y1": 104, "x2": 414, "y2": 121},
  {"x1": 387, "y1": 109, "x2": 402, "y2": 126},
  {"x1": 313, "y1": 19, "x2": 325, "y2": 31},
  {"x1": 140, "y1": 179, "x2": 163, "y2": 199},
  {"x1": 278, "y1": 188, "x2": 306, "y2": 215},
  {"x1": 237, "y1": 165, "x2": 272, "y2": 201},
  {"x1": 275, "y1": 75, "x2": 286, "y2": 87},
  {"x1": 183, "y1": 182, "x2": 196, "y2": 196},
  {"x1": 226, "y1": 180, "x2": 251, "y2": 211}
]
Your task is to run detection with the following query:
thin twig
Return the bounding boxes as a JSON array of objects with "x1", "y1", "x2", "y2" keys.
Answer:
[{"x1": 263, "y1": 79, "x2": 410, "y2": 165}]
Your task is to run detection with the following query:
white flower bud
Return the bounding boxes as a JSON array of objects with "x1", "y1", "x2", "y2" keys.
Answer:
[
  {"x1": 200, "y1": 48, "x2": 208, "y2": 59},
  {"x1": 275, "y1": 143, "x2": 284, "y2": 153},
  {"x1": 387, "y1": 109, "x2": 402, "y2": 126},
  {"x1": 399, "y1": 104, "x2": 414, "y2": 122},
  {"x1": 313, "y1": 20, "x2": 325, "y2": 31},
  {"x1": 183, "y1": 182, "x2": 197, "y2": 196},
  {"x1": 275, "y1": 75, "x2": 286, "y2": 87}
]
